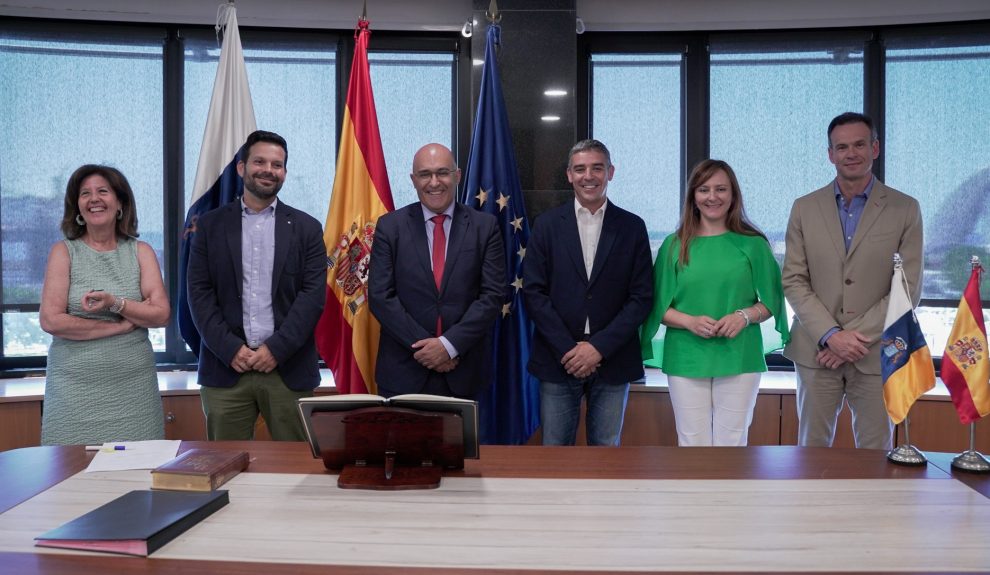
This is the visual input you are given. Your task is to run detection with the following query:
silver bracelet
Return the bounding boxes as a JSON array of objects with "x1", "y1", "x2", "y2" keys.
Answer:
[
  {"x1": 734, "y1": 308, "x2": 751, "y2": 327},
  {"x1": 755, "y1": 305, "x2": 765, "y2": 323},
  {"x1": 109, "y1": 296, "x2": 126, "y2": 314}
]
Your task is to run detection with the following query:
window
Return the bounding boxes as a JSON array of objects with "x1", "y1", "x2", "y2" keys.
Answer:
[
  {"x1": 708, "y1": 35, "x2": 866, "y2": 359},
  {"x1": 591, "y1": 53, "x2": 682, "y2": 254},
  {"x1": 370, "y1": 51, "x2": 455, "y2": 209},
  {"x1": 884, "y1": 30, "x2": 990, "y2": 354},
  {"x1": 0, "y1": 20, "x2": 461, "y2": 372},
  {"x1": 184, "y1": 30, "x2": 338, "y2": 226},
  {"x1": 710, "y1": 34, "x2": 866, "y2": 257},
  {"x1": 0, "y1": 24, "x2": 165, "y2": 358},
  {"x1": 588, "y1": 24, "x2": 990, "y2": 368}
]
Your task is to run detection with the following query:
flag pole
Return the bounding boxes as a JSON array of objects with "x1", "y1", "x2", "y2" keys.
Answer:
[
  {"x1": 486, "y1": 0, "x2": 501, "y2": 23},
  {"x1": 459, "y1": 10, "x2": 541, "y2": 444},
  {"x1": 887, "y1": 415, "x2": 927, "y2": 465},
  {"x1": 950, "y1": 256, "x2": 990, "y2": 472},
  {"x1": 886, "y1": 253, "x2": 928, "y2": 466},
  {"x1": 951, "y1": 423, "x2": 989, "y2": 472}
]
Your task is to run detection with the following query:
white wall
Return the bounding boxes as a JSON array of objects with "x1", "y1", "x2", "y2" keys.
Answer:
[
  {"x1": 577, "y1": 0, "x2": 990, "y2": 31},
  {"x1": 1, "y1": 0, "x2": 988, "y2": 31}
]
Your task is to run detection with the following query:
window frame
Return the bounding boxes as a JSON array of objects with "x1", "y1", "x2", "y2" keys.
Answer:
[
  {"x1": 582, "y1": 20, "x2": 990, "y2": 372},
  {"x1": 0, "y1": 17, "x2": 169, "y2": 372},
  {"x1": 0, "y1": 16, "x2": 465, "y2": 375}
]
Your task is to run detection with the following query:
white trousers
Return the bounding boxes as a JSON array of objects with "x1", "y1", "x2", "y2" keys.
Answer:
[{"x1": 667, "y1": 373, "x2": 762, "y2": 446}]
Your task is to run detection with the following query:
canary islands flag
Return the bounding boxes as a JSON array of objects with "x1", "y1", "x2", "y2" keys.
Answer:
[
  {"x1": 941, "y1": 261, "x2": 990, "y2": 424},
  {"x1": 178, "y1": 2, "x2": 256, "y2": 356},
  {"x1": 314, "y1": 18, "x2": 394, "y2": 395},
  {"x1": 880, "y1": 259, "x2": 935, "y2": 424},
  {"x1": 460, "y1": 23, "x2": 540, "y2": 445}
]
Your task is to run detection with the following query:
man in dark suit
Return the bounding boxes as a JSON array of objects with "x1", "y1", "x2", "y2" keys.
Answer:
[
  {"x1": 368, "y1": 143, "x2": 504, "y2": 399},
  {"x1": 523, "y1": 139, "x2": 653, "y2": 446},
  {"x1": 188, "y1": 130, "x2": 326, "y2": 441}
]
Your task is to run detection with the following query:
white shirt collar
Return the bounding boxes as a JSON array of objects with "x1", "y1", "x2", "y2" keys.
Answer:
[
  {"x1": 574, "y1": 197, "x2": 608, "y2": 218},
  {"x1": 241, "y1": 196, "x2": 278, "y2": 215}
]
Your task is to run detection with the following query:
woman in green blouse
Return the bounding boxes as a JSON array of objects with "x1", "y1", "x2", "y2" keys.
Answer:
[{"x1": 641, "y1": 160, "x2": 789, "y2": 446}]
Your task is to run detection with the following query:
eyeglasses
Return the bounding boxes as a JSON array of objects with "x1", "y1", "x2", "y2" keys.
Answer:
[{"x1": 414, "y1": 168, "x2": 455, "y2": 182}]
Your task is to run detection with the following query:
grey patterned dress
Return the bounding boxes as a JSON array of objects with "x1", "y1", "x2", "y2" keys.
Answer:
[{"x1": 41, "y1": 237, "x2": 165, "y2": 445}]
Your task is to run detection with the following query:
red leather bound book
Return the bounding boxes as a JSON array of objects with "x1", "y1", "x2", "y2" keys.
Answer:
[{"x1": 151, "y1": 449, "x2": 249, "y2": 492}]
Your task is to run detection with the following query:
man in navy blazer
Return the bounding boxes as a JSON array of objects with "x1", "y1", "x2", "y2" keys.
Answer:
[
  {"x1": 368, "y1": 143, "x2": 504, "y2": 399},
  {"x1": 523, "y1": 139, "x2": 653, "y2": 446},
  {"x1": 188, "y1": 130, "x2": 326, "y2": 441}
]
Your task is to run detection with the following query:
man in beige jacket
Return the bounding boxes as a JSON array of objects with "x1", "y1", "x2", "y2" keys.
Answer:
[{"x1": 782, "y1": 112, "x2": 924, "y2": 449}]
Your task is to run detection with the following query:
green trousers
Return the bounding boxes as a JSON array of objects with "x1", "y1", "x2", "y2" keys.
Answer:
[{"x1": 200, "y1": 370, "x2": 312, "y2": 441}]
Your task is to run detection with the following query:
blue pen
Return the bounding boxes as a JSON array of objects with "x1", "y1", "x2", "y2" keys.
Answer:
[{"x1": 114, "y1": 445, "x2": 126, "y2": 451}]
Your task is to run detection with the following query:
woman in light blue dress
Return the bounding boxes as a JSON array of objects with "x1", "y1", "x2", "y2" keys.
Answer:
[{"x1": 39, "y1": 165, "x2": 171, "y2": 445}]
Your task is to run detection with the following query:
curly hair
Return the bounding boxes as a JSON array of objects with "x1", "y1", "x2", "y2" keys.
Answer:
[{"x1": 60, "y1": 164, "x2": 139, "y2": 240}]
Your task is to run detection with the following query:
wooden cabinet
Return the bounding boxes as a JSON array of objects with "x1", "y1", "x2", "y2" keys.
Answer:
[
  {"x1": 161, "y1": 394, "x2": 280, "y2": 442},
  {"x1": 2, "y1": 384, "x2": 988, "y2": 453},
  {"x1": 620, "y1": 390, "x2": 676, "y2": 446},
  {"x1": 161, "y1": 395, "x2": 208, "y2": 441},
  {"x1": 747, "y1": 395, "x2": 784, "y2": 446},
  {"x1": 780, "y1": 395, "x2": 990, "y2": 452},
  {"x1": 618, "y1": 392, "x2": 784, "y2": 446},
  {"x1": 0, "y1": 401, "x2": 41, "y2": 452},
  {"x1": 160, "y1": 387, "x2": 339, "y2": 442},
  {"x1": 527, "y1": 388, "x2": 990, "y2": 452},
  {"x1": 894, "y1": 400, "x2": 990, "y2": 453}
]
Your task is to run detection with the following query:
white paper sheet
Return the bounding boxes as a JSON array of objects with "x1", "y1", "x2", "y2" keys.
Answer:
[{"x1": 84, "y1": 440, "x2": 182, "y2": 472}]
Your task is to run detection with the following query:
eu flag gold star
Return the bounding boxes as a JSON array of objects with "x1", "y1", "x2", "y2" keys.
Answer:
[
  {"x1": 511, "y1": 276, "x2": 524, "y2": 291},
  {"x1": 517, "y1": 245, "x2": 526, "y2": 260},
  {"x1": 476, "y1": 187, "x2": 489, "y2": 206},
  {"x1": 511, "y1": 217, "x2": 523, "y2": 231},
  {"x1": 501, "y1": 302, "x2": 511, "y2": 317}
]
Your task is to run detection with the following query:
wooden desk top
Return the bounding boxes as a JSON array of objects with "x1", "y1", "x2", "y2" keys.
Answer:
[{"x1": 1, "y1": 442, "x2": 987, "y2": 575}]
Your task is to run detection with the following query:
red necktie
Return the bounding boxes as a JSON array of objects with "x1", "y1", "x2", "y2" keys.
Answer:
[{"x1": 431, "y1": 214, "x2": 446, "y2": 335}]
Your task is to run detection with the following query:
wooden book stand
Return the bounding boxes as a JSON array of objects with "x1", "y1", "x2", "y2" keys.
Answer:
[{"x1": 310, "y1": 406, "x2": 465, "y2": 490}]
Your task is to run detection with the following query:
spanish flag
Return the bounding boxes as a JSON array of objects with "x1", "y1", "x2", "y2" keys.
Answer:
[
  {"x1": 941, "y1": 262, "x2": 990, "y2": 424},
  {"x1": 880, "y1": 261, "x2": 935, "y2": 424},
  {"x1": 314, "y1": 18, "x2": 394, "y2": 394}
]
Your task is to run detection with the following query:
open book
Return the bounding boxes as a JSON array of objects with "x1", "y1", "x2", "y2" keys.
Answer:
[{"x1": 297, "y1": 393, "x2": 479, "y2": 462}]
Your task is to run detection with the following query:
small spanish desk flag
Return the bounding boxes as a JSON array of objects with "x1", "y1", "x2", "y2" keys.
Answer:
[
  {"x1": 941, "y1": 260, "x2": 990, "y2": 424},
  {"x1": 880, "y1": 255, "x2": 935, "y2": 424}
]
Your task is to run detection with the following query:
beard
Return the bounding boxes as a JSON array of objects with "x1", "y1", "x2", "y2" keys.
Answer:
[{"x1": 243, "y1": 173, "x2": 283, "y2": 201}]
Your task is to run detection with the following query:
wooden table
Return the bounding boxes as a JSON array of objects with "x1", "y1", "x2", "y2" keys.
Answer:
[{"x1": 1, "y1": 442, "x2": 987, "y2": 574}]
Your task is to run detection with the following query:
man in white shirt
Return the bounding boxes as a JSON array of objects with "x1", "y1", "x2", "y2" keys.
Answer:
[{"x1": 523, "y1": 139, "x2": 654, "y2": 445}]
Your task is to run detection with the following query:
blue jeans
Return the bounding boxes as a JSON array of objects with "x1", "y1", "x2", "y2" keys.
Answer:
[{"x1": 540, "y1": 377, "x2": 630, "y2": 446}]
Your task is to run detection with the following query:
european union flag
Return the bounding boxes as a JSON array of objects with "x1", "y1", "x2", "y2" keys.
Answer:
[{"x1": 460, "y1": 23, "x2": 540, "y2": 445}]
